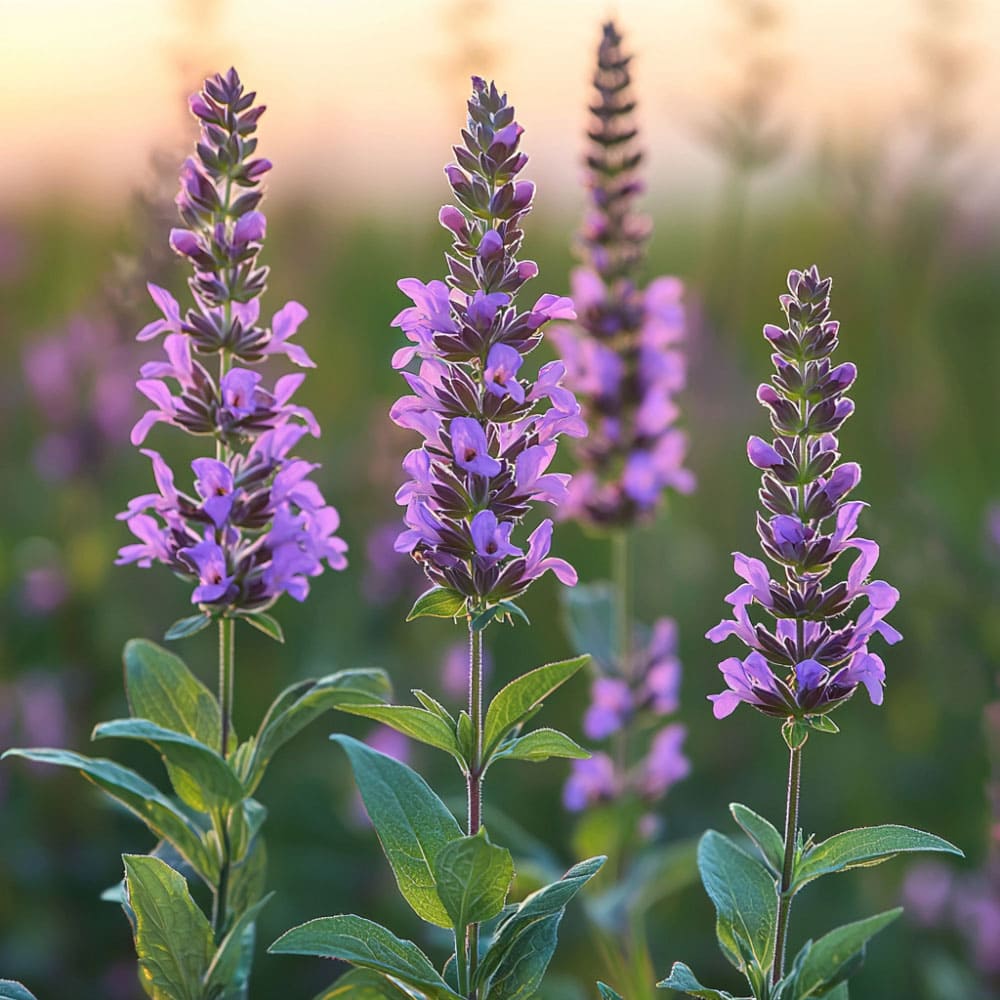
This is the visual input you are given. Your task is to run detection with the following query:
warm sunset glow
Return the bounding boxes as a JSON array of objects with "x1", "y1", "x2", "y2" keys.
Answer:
[{"x1": 2, "y1": 0, "x2": 998, "y2": 210}]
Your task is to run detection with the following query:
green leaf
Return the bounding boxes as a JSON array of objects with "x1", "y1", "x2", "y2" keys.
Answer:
[
  {"x1": 203, "y1": 893, "x2": 273, "y2": 995},
  {"x1": 456, "y1": 712, "x2": 475, "y2": 764},
  {"x1": 656, "y1": 962, "x2": 737, "y2": 998},
  {"x1": 245, "y1": 669, "x2": 391, "y2": 793},
  {"x1": 164, "y1": 613, "x2": 213, "y2": 641},
  {"x1": 412, "y1": 690, "x2": 455, "y2": 725},
  {"x1": 597, "y1": 984, "x2": 624, "y2": 1000},
  {"x1": 124, "y1": 854, "x2": 214, "y2": 1000},
  {"x1": 791, "y1": 908, "x2": 902, "y2": 998},
  {"x1": 805, "y1": 715, "x2": 839, "y2": 734},
  {"x1": 239, "y1": 612, "x2": 285, "y2": 643},
  {"x1": 793, "y1": 825, "x2": 963, "y2": 892},
  {"x1": 270, "y1": 915, "x2": 462, "y2": 1000},
  {"x1": 697, "y1": 831, "x2": 777, "y2": 975},
  {"x1": 228, "y1": 833, "x2": 269, "y2": 921},
  {"x1": 483, "y1": 656, "x2": 589, "y2": 760},
  {"x1": 730, "y1": 803, "x2": 784, "y2": 875},
  {"x1": 0, "y1": 982, "x2": 40, "y2": 1000},
  {"x1": 472, "y1": 601, "x2": 531, "y2": 632},
  {"x1": 311, "y1": 969, "x2": 414, "y2": 1000},
  {"x1": 406, "y1": 587, "x2": 466, "y2": 621},
  {"x1": 782, "y1": 720, "x2": 809, "y2": 750},
  {"x1": 492, "y1": 728, "x2": 590, "y2": 765},
  {"x1": 1, "y1": 748, "x2": 217, "y2": 882},
  {"x1": 336, "y1": 704, "x2": 463, "y2": 765},
  {"x1": 485, "y1": 914, "x2": 560, "y2": 1000},
  {"x1": 92, "y1": 718, "x2": 244, "y2": 813},
  {"x1": 561, "y1": 582, "x2": 616, "y2": 669},
  {"x1": 124, "y1": 639, "x2": 225, "y2": 751},
  {"x1": 476, "y1": 856, "x2": 605, "y2": 994},
  {"x1": 433, "y1": 829, "x2": 514, "y2": 930},
  {"x1": 330, "y1": 735, "x2": 462, "y2": 928}
]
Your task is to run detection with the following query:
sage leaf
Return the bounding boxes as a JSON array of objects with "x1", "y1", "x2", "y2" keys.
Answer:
[
  {"x1": 793, "y1": 825, "x2": 962, "y2": 892},
  {"x1": 311, "y1": 969, "x2": 414, "y2": 1000},
  {"x1": 791, "y1": 908, "x2": 902, "y2": 997},
  {"x1": 406, "y1": 587, "x2": 466, "y2": 621},
  {"x1": 476, "y1": 856, "x2": 605, "y2": 994},
  {"x1": 331, "y1": 735, "x2": 462, "y2": 928},
  {"x1": 483, "y1": 656, "x2": 589, "y2": 759},
  {"x1": 245, "y1": 668, "x2": 391, "y2": 793},
  {"x1": 1, "y1": 748, "x2": 217, "y2": 883},
  {"x1": 656, "y1": 962, "x2": 738, "y2": 998},
  {"x1": 730, "y1": 803, "x2": 784, "y2": 875},
  {"x1": 203, "y1": 893, "x2": 274, "y2": 995},
  {"x1": 124, "y1": 854, "x2": 214, "y2": 1000},
  {"x1": 124, "y1": 639, "x2": 226, "y2": 752},
  {"x1": 336, "y1": 704, "x2": 463, "y2": 765},
  {"x1": 492, "y1": 728, "x2": 589, "y2": 766},
  {"x1": 92, "y1": 718, "x2": 244, "y2": 813},
  {"x1": 270, "y1": 915, "x2": 462, "y2": 1000},
  {"x1": 433, "y1": 829, "x2": 514, "y2": 930},
  {"x1": 0, "y1": 982, "x2": 40, "y2": 1000},
  {"x1": 697, "y1": 831, "x2": 777, "y2": 975}
]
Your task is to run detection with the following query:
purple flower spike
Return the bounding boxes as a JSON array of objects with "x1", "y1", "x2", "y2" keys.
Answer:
[
  {"x1": 552, "y1": 22, "x2": 692, "y2": 529},
  {"x1": 708, "y1": 266, "x2": 901, "y2": 723},
  {"x1": 390, "y1": 77, "x2": 584, "y2": 609},
  {"x1": 117, "y1": 69, "x2": 347, "y2": 617}
]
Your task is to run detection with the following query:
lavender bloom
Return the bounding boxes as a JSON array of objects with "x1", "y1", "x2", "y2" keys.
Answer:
[
  {"x1": 552, "y1": 22, "x2": 693, "y2": 530},
  {"x1": 391, "y1": 77, "x2": 584, "y2": 608},
  {"x1": 708, "y1": 267, "x2": 901, "y2": 721},
  {"x1": 117, "y1": 69, "x2": 345, "y2": 616}
]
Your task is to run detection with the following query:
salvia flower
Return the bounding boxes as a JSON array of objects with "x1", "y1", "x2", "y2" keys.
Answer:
[
  {"x1": 708, "y1": 266, "x2": 901, "y2": 721},
  {"x1": 391, "y1": 77, "x2": 584, "y2": 608},
  {"x1": 552, "y1": 22, "x2": 693, "y2": 529},
  {"x1": 117, "y1": 68, "x2": 346, "y2": 616},
  {"x1": 565, "y1": 618, "x2": 688, "y2": 811}
]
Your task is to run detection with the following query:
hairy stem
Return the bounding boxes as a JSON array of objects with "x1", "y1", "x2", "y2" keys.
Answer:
[
  {"x1": 219, "y1": 616, "x2": 235, "y2": 759},
  {"x1": 466, "y1": 617, "x2": 484, "y2": 997},
  {"x1": 213, "y1": 616, "x2": 237, "y2": 941},
  {"x1": 772, "y1": 742, "x2": 803, "y2": 984}
]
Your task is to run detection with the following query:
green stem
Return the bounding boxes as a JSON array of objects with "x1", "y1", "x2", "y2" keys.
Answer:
[
  {"x1": 219, "y1": 617, "x2": 235, "y2": 760},
  {"x1": 613, "y1": 531, "x2": 632, "y2": 678},
  {"x1": 214, "y1": 617, "x2": 237, "y2": 941},
  {"x1": 466, "y1": 617, "x2": 484, "y2": 998},
  {"x1": 772, "y1": 742, "x2": 803, "y2": 984}
]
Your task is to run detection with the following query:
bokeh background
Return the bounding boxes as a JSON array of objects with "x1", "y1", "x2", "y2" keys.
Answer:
[{"x1": 2, "y1": 0, "x2": 999, "y2": 996}]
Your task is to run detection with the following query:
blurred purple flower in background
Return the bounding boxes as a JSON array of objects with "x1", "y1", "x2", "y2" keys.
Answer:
[
  {"x1": 22, "y1": 315, "x2": 137, "y2": 482},
  {"x1": 116, "y1": 69, "x2": 346, "y2": 617},
  {"x1": 708, "y1": 267, "x2": 901, "y2": 721},
  {"x1": 390, "y1": 77, "x2": 584, "y2": 609},
  {"x1": 552, "y1": 22, "x2": 692, "y2": 531},
  {"x1": 565, "y1": 617, "x2": 688, "y2": 815}
]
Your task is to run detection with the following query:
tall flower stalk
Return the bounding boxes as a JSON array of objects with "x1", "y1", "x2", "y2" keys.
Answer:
[
  {"x1": 657, "y1": 267, "x2": 962, "y2": 1000},
  {"x1": 554, "y1": 24, "x2": 693, "y2": 998},
  {"x1": 271, "y1": 77, "x2": 604, "y2": 1000},
  {"x1": 4, "y1": 69, "x2": 387, "y2": 1000}
]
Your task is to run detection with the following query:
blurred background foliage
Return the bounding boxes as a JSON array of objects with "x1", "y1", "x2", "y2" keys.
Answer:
[{"x1": 1, "y1": 0, "x2": 998, "y2": 997}]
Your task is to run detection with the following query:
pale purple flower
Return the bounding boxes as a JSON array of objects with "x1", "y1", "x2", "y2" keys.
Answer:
[
  {"x1": 709, "y1": 268, "x2": 901, "y2": 720},
  {"x1": 118, "y1": 69, "x2": 346, "y2": 616},
  {"x1": 391, "y1": 78, "x2": 583, "y2": 610},
  {"x1": 552, "y1": 22, "x2": 692, "y2": 529}
]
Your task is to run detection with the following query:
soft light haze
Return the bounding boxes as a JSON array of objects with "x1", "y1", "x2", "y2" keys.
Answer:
[{"x1": 2, "y1": 0, "x2": 997, "y2": 212}]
